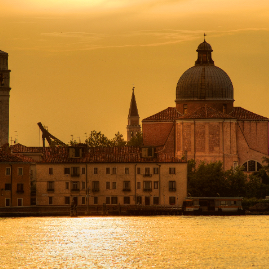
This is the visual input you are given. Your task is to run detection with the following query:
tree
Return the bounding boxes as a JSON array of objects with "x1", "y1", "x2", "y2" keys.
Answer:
[
  {"x1": 110, "y1": 132, "x2": 126, "y2": 147},
  {"x1": 187, "y1": 161, "x2": 229, "y2": 197},
  {"x1": 127, "y1": 132, "x2": 143, "y2": 147},
  {"x1": 85, "y1": 131, "x2": 110, "y2": 147},
  {"x1": 225, "y1": 167, "x2": 247, "y2": 197},
  {"x1": 187, "y1": 160, "x2": 247, "y2": 197}
]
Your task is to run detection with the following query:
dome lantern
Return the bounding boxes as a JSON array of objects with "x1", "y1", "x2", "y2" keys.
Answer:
[{"x1": 195, "y1": 36, "x2": 214, "y2": 66}]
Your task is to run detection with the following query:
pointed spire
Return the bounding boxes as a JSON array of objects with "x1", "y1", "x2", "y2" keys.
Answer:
[{"x1": 129, "y1": 87, "x2": 139, "y2": 117}]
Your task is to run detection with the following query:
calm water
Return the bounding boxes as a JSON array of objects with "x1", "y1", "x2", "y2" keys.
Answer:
[{"x1": 0, "y1": 216, "x2": 268, "y2": 268}]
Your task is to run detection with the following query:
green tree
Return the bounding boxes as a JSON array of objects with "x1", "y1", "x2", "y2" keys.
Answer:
[
  {"x1": 187, "y1": 161, "x2": 229, "y2": 197},
  {"x1": 110, "y1": 132, "x2": 126, "y2": 147},
  {"x1": 85, "y1": 131, "x2": 110, "y2": 147},
  {"x1": 127, "y1": 132, "x2": 143, "y2": 147},
  {"x1": 225, "y1": 167, "x2": 247, "y2": 197},
  {"x1": 187, "y1": 160, "x2": 248, "y2": 197}
]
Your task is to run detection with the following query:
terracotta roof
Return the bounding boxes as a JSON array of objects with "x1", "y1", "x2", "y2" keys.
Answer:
[
  {"x1": 180, "y1": 105, "x2": 235, "y2": 119},
  {"x1": 0, "y1": 149, "x2": 34, "y2": 162},
  {"x1": 143, "y1": 107, "x2": 182, "y2": 122},
  {"x1": 230, "y1": 107, "x2": 268, "y2": 121},
  {"x1": 0, "y1": 50, "x2": 7, "y2": 54},
  {"x1": 11, "y1": 143, "x2": 43, "y2": 153}
]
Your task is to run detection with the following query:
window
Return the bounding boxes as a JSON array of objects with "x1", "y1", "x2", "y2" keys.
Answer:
[
  {"x1": 137, "y1": 182, "x2": 141, "y2": 189},
  {"x1": 112, "y1": 168, "x2": 117, "y2": 174},
  {"x1": 154, "y1": 181, "x2": 159, "y2": 189},
  {"x1": 169, "y1": 181, "x2": 176, "y2": 191},
  {"x1": 112, "y1": 182, "x2": 116, "y2": 189},
  {"x1": 71, "y1": 167, "x2": 80, "y2": 177},
  {"x1": 125, "y1": 168, "x2": 129, "y2": 174},
  {"x1": 233, "y1": 162, "x2": 238, "y2": 169},
  {"x1": 137, "y1": 167, "x2": 141, "y2": 174},
  {"x1": 49, "y1": 197, "x2": 53, "y2": 205},
  {"x1": 17, "y1": 198, "x2": 23, "y2": 207},
  {"x1": 94, "y1": 167, "x2": 98, "y2": 174},
  {"x1": 124, "y1": 197, "x2": 130, "y2": 204},
  {"x1": 82, "y1": 168, "x2": 86, "y2": 174},
  {"x1": 18, "y1": 168, "x2": 23, "y2": 176},
  {"x1": 183, "y1": 104, "x2": 188, "y2": 115},
  {"x1": 30, "y1": 198, "x2": 36, "y2": 206},
  {"x1": 145, "y1": 196, "x2": 150, "y2": 205},
  {"x1": 169, "y1": 196, "x2": 176, "y2": 205},
  {"x1": 5, "y1": 198, "x2": 10, "y2": 207},
  {"x1": 123, "y1": 181, "x2": 131, "y2": 191},
  {"x1": 71, "y1": 181, "x2": 79, "y2": 191},
  {"x1": 242, "y1": 160, "x2": 262, "y2": 172},
  {"x1": 169, "y1": 168, "x2": 176, "y2": 174},
  {"x1": 5, "y1": 167, "x2": 11, "y2": 176},
  {"x1": 153, "y1": 197, "x2": 159, "y2": 205},
  {"x1": 65, "y1": 182, "x2": 69, "y2": 190},
  {"x1": 17, "y1": 183, "x2": 24, "y2": 193},
  {"x1": 136, "y1": 196, "x2": 142, "y2": 205},
  {"x1": 106, "y1": 168, "x2": 110, "y2": 174},
  {"x1": 106, "y1": 182, "x2": 110, "y2": 189},
  {"x1": 64, "y1": 168, "x2": 70, "y2": 174},
  {"x1": 111, "y1": 197, "x2": 118, "y2": 204},
  {"x1": 145, "y1": 168, "x2": 150, "y2": 175},
  {"x1": 143, "y1": 181, "x2": 152, "y2": 191},
  {"x1": 47, "y1": 181, "x2": 54, "y2": 192},
  {"x1": 65, "y1": 197, "x2": 70, "y2": 205},
  {"x1": 74, "y1": 148, "x2": 81, "y2": 158},
  {"x1": 153, "y1": 167, "x2": 159, "y2": 174},
  {"x1": 49, "y1": 168, "x2": 53, "y2": 175},
  {"x1": 82, "y1": 182, "x2": 86, "y2": 190},
  {"x1": 106, "y1": 197, "x2": 110, "y2": 204},
  {"x1": 92, "y1": 181, "x2": 99, "y2": 192},
  {"x1": 82, "y1": 197, "x2": 86, "y2": 205},
  {"x1": 5, "y1": 183, "x2": 11, "y2": 191},
  {"x1": 223, "y1": 104, "x2": 227, "y2": 114}
]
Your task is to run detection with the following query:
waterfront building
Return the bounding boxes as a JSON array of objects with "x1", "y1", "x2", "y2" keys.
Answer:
[
  {"x1": 11, "y1": 145, "x2": 187, "y2": 209},
  {"x1": 0, "y1": 149, "x2": 35, "y2": 207},
  {"x1": 142, "y1": 39, "x2": 269, "y2": 171}
]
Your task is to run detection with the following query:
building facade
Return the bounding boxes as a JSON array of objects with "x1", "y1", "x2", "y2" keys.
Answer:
[
  {"x1": 0, "y1": 151, "x2": 34, "y2": 208},
  {"x1": 9, "y1": 145, "x2": 187, "y2": 210},
  {"x1": 35, "y1": 162, "x2": 187, "y2": 207}
]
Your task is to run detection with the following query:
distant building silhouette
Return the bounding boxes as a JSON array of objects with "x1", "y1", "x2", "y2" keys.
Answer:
[
  {"x1": 127, "y1": 87, "x2": 141, "y2": 141},
  {"x1": 0, "y1": 49, "x2": 11, "y2": 146}
]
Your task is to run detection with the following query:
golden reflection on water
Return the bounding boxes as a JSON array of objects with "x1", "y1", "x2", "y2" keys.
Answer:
[{"x1": 0, "y1": 216, "x2": 269, "y2": 268}]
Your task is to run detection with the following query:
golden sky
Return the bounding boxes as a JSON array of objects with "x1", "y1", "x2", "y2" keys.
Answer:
[{"x1": 2, "y1": 0, "x2": 269, "y2": 146}]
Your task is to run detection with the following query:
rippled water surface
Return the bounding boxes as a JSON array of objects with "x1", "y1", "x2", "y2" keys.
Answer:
[{"x1": 0, "y1": 216, "x2": 269, "y2": 268}]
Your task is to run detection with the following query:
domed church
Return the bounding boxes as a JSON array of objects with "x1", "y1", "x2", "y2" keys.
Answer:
[{"x1": 142, "y1": 38, "x2": 269, "y2": 171}]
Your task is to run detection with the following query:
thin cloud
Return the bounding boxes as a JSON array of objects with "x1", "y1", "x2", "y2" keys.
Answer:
[{"x1": 13, "y1": 28, "x2": 269, "y2": 53}]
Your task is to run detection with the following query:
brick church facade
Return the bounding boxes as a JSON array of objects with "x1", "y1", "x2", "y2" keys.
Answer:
[{"x1": 142, "y1": 39, "x2": 269, "y2": 172}]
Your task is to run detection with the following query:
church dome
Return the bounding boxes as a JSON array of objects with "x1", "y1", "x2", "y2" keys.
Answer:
[
  {"x1": 176, "y1": 40, "x2": 234, "y2": 101},
  {"x1": 197, "y1": 41, "x2": 212, "y2": 51}
]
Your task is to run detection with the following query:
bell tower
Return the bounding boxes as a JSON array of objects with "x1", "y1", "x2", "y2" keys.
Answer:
[
  {"x1": 127, "y1": 87, "x2": 141, "y2": 141},
  {"x1": 0, "y1": 49, "x2": 11, "y2": 146}
]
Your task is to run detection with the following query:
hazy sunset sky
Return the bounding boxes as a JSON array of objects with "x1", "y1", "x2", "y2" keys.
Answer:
[{"x1": 2, "y1": 0, "x2": 269, "y2": 146}]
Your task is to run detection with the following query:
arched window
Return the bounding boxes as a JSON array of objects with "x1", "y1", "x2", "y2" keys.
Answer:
[{"x1": 242, "y1": 160, "x2": 262, "y2": 172}]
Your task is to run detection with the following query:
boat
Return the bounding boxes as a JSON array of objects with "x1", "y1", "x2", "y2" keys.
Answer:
[{"x1": 183, "y1": 197, "x2": 245, "y2": 215}]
